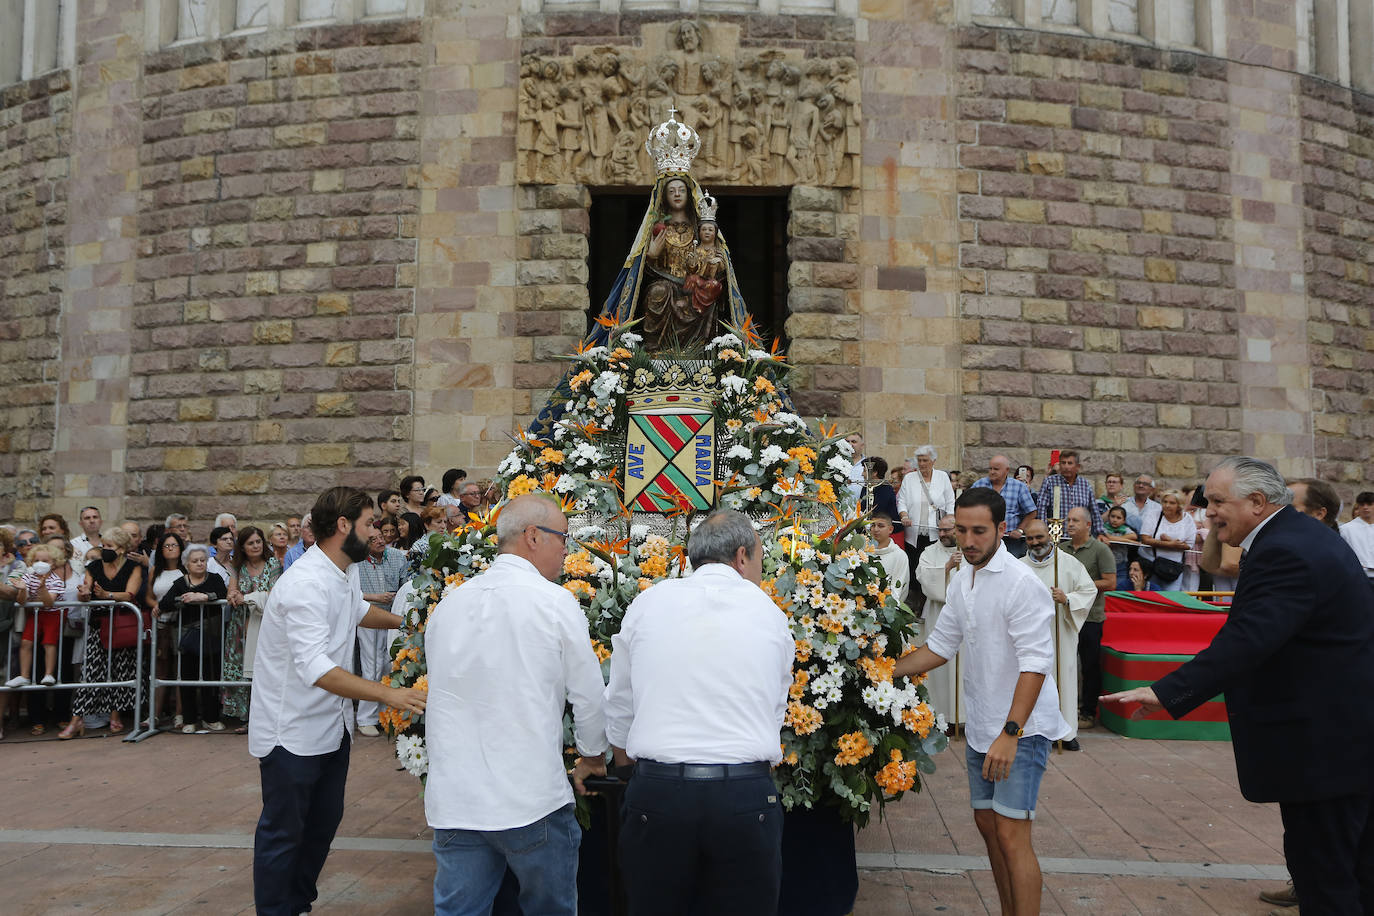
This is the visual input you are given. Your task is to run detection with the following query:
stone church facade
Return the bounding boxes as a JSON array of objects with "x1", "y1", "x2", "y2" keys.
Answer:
[{"x1": 1, "y1": 0, "x2": 1370, "y2": 524}]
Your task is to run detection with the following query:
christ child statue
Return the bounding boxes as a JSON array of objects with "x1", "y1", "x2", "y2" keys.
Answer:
[{"x1": 682, "y1": 219, "x2": 725, "y2": 316}]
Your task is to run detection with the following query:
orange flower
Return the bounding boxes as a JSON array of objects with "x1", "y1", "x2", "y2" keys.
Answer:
[
  {"x1": 815, "y1": 480, "x2": 837, "y2": 505},
  {"x1": 591, "y1": 639, "x2": 612, "y2": 663},
  {"x1": 539, "y1": 447, "x2": 565, "y2": 465},
  {"x1": 637, "y1": 577, "x2": 654, "y2": 591},
  {"x1": 794, "y1": 639, "x2": 812, "y2": 663},
  {"x1": 875, "y1": 749, "x2": 917, "y2": 795},
  {"x1": 639, "y1": 554, "x2": 668, "y2": 578},
  {"x1": 570, "y1": 369, "x2": 593, "y2": 391},
  {"x1": 785, "y1": 701, "x2": 823, "y2": 736},
  {"x1": 859, "y1": 656, "x2": 896, "y2": 684},
  {"x1": 818, "y1": 614, "x2": 845, "y2": 635},
  {"x1": 507, "y1": 475, "x2": 537, "y2": 498},
  {"x1": 754, "y1": 376, "x2": 776, "y2": 395},
  {"x1": 789, "y1": 669, "x2": 810, "y2": 700},
  {"x1": 902, "y1": 703, "x2": 936, "y2": 739},
  {"x1": 563, "y1": 551, "x2": 597, "y2": 579},
  {"x1": 563, "y1": 579, "x2": 596, "y2": 601},
  {"x1": 834, "y1": 731, "x2": 874, "y2": 766}
]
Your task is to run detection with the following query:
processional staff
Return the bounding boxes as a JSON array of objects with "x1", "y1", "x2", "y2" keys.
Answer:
[{"x1": 1049, "y1": 485, "x2": 1064, "y2": 755}]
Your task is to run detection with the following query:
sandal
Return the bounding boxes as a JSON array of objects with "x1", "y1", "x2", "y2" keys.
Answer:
[
  {"x1": 108, "y1": 721, "x2": 125, "y2": 735},
  {"x1": 30, "y1": 723, "x2": 45, "y2": 737}
]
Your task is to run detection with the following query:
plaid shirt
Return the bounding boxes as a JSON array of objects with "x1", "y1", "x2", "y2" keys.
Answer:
[
  {"x1": 1036, "y1": 473, "x2": 1104, "y2": 534},
  {"x1": 970, "y1": 476, "x2": 1038, "y2": 531},
  {"x1": 357, "y1": 546, "x2": 407, "y2": 606}
]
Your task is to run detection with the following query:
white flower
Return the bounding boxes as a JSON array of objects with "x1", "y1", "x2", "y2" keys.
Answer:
[
  {"x1": 708, "y1": 333, "x2": 742, "y2": 349},
  {"x1": 573, "y1": 525, "x2": 605, "y2": 541},
  {"x1": 581, "y1": 346, "x2": 607, "y2": 360},
  {"x1": 618, "y1": 332, "x2": 643, "y2": 347},
  {"x1": 726, "y1": 444, "x2": 754, "y2": 461},
  {"x1": 629, "y1": 524, "x2": 649, "y2": 542},
  {"x1": 591, "y1": 371, "x2": 624, "y2": 400},
  {"x1": 571, "y1": 442, "x2": 603, "y2": 465},
  {"x1": 774, "y1": 411, "x2": 803, "y2": 427},
  {"x1": 720, "y1": 373, "x2": 748, "y2": 394},
  {"x1": 827, "y1": 454, "x2": 854, "y2": 475},
  {"x1": 759, "y1": 445, "x2": 788, "y2": 467},
  {"x1": 498, "y1": 452, "x2": 523, "y2": 476},
  {"x1": 396, "y1": 734, "x2": 428, "y2": 778},
  {"x1": 818, "y1": 643, "x2": 840, "y2": 662},
  {"x1": 813, "y1": 696, "x2": 830, "y2": 710},
  {"x1": 935, "y1": 712, "x2": 949, "y2": 733},
  {"x1": 835, "y1": 439, "x2": 854, "y2": 458},
  {"x1": 554, "y1": 474, "x2": 576, "y2": 493},
  {"x1": 861, "y1": 685, "x2": 879, "y2": 707},
  {"x1": 748, "y1": 349, "x2": 772, "y2": 361}
]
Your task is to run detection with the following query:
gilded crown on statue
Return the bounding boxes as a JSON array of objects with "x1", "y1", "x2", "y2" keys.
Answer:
[{"x1": 645, "y1": 104, "x2": 701, "y2": 176}]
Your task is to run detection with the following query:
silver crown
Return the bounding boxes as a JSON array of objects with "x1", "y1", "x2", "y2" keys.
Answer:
[
  {"x1": 645, "y1": 104, "x2": 701, "y2": 176},
  {"x1": 698, "y1": 189, "x2": 718, "y2": 222}
]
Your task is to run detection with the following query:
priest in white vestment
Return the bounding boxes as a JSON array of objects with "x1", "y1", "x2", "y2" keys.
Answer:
[
  {"x1": 913, "y1": 516, "x2": 963, "y2": 725},
  {"x1": 1021, "y1": 519, "x2": 1095, "y2": 748}
]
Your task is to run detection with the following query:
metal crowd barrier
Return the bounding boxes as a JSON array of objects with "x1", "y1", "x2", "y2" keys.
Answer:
[
  {"x1": 2, "y1": 600, "x2": 146, "y2": 743},
  {"x1": 130, "y1": 598, "x2": 252, "y2": 743}
]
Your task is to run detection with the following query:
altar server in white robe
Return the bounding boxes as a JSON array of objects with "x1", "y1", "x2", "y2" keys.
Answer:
[
  {"x1": 868, "y1": 512, "x2": 909, "y2": 605},
  {"x1": 914, "y1": 515, "x2": 964, "y2": 725},
  {"x1": 1020, "y1": 519, "x2": 1095, "y2": 748}
]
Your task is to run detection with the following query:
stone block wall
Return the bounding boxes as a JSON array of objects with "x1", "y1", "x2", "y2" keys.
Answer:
[
  {"x1": 126, "y1": 21, "x2": 422, "y2": 522},
  {"x1": 956, "y1": 27, "x2": 1240, "y2": 482},
  {"x1": 0, "y1": 72, "x2": 70, "y2": 521},
  {"x1": 1299, "y1": 77, "x2": 1374, "y2": 495}
]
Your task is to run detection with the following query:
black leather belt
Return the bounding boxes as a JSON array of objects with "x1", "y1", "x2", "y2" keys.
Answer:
[{"x1": 636, "y1": 759, "x2": 770, "y2": 780}]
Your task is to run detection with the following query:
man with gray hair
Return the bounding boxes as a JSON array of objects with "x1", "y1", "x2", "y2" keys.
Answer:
[
  {"x1": 604, "y1": 509, "x2": 793, "y2": 915},
  {"x1": 1104, "y1": 456, "x2": 1374, "y2": 915},
  {"x1": 423, "y1": 494, "x2": 607, "y2": 916}
]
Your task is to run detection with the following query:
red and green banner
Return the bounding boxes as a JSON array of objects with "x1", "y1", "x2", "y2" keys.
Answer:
[
  {"x1": 1100, "y1": 647, "x2": 1231, "y2": 741},
  {"x1": 624, "y1": 411, "x2": 715, "y2": 513}
]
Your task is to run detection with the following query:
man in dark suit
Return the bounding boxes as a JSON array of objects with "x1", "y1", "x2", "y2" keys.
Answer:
[{"x1": 1103, "y1": 456, "x2": 1374, "y2": 916}]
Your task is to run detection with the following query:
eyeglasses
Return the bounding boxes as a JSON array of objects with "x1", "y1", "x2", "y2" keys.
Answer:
[
  {"x1": 532, "y1": 525, "x2": 569, "y2": 542},
  {"x1": 16, "y1": 539, "x2": 36, "y2": 547}
]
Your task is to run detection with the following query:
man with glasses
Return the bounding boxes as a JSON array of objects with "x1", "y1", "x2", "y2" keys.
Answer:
[
  {"x1": 458, "y1": 482, "x2": 483, "y2": 523},
  {"x1": 1122, "y1": 475, "x2": 1161, "y2": 536},
  {"x1": 424, "y1": 494, "x2": 607, "y2": 916}
]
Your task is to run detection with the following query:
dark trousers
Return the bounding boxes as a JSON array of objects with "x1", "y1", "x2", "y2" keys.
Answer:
[
  {"x1": 905, "y1": 536, "x2": 933, "y2": 608},
  {"x1": 178, "y1": 651, "x2": 222, "y2": 724},
  {"x1": 1281, "y1": 791, "x2": 1374, "y2": 915},
  {"x1": 619, "y1": 764, "x2": 783, "y2": 916},
  {"x1": 1078, "y1": 621, "x2": 1103, "y2": 718},
  {"x1": 254, "y1": 733, "x2": 351, "y2": 916}
]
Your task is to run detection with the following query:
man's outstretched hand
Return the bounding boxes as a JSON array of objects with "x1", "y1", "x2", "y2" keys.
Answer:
[{"x1": 1099, "y1": 686, "x2": 1162, "y2": 720}]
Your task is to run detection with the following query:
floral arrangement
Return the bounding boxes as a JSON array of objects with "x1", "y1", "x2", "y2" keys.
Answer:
[{"x1": 378, "y1": 317, "x2": 943, "y2": 824}]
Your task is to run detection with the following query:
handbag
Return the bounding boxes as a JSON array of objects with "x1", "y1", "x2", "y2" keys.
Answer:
[
  {"x1": 98, "y1": 608, "x2": 142, "y2": 650},
  {"x1": 1149, "y1": 514, "x2": 1185, "y2": 582},
  {"x1": 915, "y1": 472, "x2": 945, "y2": 528}
]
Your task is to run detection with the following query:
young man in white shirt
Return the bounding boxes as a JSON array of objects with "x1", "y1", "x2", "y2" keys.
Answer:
[
  {"x1": 423, "y1": 495, "x2": 607, "y2": 916},
  {"x1": 250, "y1": 487, "x2": 427, "y2": 916},
  {"x1": 604, "y1": 509, "x2": 793, "y2": 916},
  {"x1": 894, "y1": 487, "x2": 1070, "y2": 916},
  {"x1": 1339, "y1": 491, "x2": 1374, "y2": 581},
  {"x1": 69, "y1": 506, "x2": 104, "y2": 559}
]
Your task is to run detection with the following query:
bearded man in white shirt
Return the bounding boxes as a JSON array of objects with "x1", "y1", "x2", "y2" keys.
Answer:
[
  {"x1": 250, "y1": 487, "x2": 427, "y2": 916},
  {"x1": 1020, "y1": 517, "x2": 1097, "y2": 752},
  {"x1": 914, "y1": 514, "x2": 964, "y2": 726},
  {"x1": 424, "y1": 494, "x2": 608, "y2": 916},
  {"x1": 604, "y1": 509, "x2": 793, "y2": 916},
  {"x1": 894, "y1": 487, "x2": 1070, "y2": 916}
]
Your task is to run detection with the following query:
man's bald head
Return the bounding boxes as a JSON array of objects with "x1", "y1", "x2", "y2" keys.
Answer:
[
  {"x1": 1067, "y1": 506, "x2": 1091, "y2": 524},
  {"x1": 988, "y1": 454, "x2": 1011, "y2": 485}
]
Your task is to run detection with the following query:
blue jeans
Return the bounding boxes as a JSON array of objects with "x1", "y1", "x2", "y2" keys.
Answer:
[
  {"x1": 966, "y1": 735, "x2": 1051, "y2": 820},
  {"x1": 433, "y1": 804, "x2": 580, "y2": 916}
]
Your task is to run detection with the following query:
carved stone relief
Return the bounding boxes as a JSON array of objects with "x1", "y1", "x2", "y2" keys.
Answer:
[{"x1": 518, "y1": 21, "x2": 860, "y2": 187}]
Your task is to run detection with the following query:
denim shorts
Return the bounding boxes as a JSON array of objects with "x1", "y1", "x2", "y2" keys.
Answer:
[{"x1": 965, "y1": 734, "x2": 1051, "y2": 820}]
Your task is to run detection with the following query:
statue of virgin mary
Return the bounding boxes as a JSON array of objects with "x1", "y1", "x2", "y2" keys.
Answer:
[{"x1": 591, "y1": 110, "x2": 750, "y2": 350}]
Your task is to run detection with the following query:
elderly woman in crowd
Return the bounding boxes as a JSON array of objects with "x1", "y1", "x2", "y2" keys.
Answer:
[
  {"x1": 1139, "y1": 488, "x2": 1196, "y2": 591},
  {"x1": 222, "y1": 526, "x2": 281, "y2": 730},
  {"x1": 160, "y1": 546, "x2": 229, "y2": 733},
  {"x1": 896, "y1": 445, "x2": 956, "y2": 602},
  {"x1": 267, "y1": 523, "x2": 290, "y2": 565},
  {"x1": 63, "y1": 527, "x2": 144, "y2": 738}
]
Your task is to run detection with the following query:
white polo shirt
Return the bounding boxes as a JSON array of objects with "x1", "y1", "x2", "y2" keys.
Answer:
[
  {"x1": 248, "y1": 545, "x2": 367, "y2": 758},
  {"x1": 926, "y1": 543, "x2": 1071, "y2": 753}
]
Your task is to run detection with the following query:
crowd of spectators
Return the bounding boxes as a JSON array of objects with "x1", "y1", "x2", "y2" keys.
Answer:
[
  {"x1": 3, "y1": 455, "x2": 1370, "y2": 745},
  {"x1": 0, "y1": 468, "x2": 496, "y2": 741}
]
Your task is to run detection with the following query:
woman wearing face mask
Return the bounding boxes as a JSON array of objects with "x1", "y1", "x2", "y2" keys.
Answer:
[
  {"x1": 160, "y1": 547, "x2": 229, "y2": 733},
  {"x1": 64, "y1": 527, "x2": 144, "y2": 738}
]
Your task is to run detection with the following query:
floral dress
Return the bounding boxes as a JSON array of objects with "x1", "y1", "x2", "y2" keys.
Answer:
[
  {"x1": 221, "y1": 557, "x2": 280, "y2": 720},
  {"x1": 72, "y1": 560, "x2": 141, "y2": 717}
]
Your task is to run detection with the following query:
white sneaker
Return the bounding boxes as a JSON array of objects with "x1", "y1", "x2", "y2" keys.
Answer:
[
  {"x1": 182, "y1": 724, "x2": 196, "y2": 734},
  {"x1": 4, "y1": 676, "x2": 29, "y2": 688},
  {"x1": 40, "y1": 675, "x2": 56, "y2": 686},
  {"x1": 357, "y1": 724, "x2": 381, "y2": 737},
  {"x1": 173, "y1": 715, "x2": 184, "y2": 728},
  {"x1": 203, "y1": 721, "x2": 226, "y2": 732}
]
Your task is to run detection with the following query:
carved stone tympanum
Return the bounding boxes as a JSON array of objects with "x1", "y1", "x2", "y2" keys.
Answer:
[{"x1": 517, "y1": 21, "x2": 860, "y2": 187}]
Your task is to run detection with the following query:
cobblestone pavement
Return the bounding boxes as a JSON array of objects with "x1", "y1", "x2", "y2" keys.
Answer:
[{"x1": 0, "y1": 725, "x2": 1286, "y2": 914}]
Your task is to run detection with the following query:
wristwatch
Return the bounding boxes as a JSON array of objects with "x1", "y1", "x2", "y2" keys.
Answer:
[{"x1": 1003, "y1": 720, "x2": 1023, "y2": 738}]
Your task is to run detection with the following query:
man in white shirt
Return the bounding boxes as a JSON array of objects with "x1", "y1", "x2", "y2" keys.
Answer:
[
  {"x1": 69, "y1": 506, "x2": 104, "y2": 559},
  {"x1": 1123, "y1": 475, "x2": 1161, "y2": 536},
  {"x1": 250, "y1": 487, "x2": 426, "y2": 916},
  {"x1": 604, "y1": 509, "x2": 793, "y2": 916},
  {"x1": 895, "y1": 487, "x2": 1070, "y2": 916},
  {"x1": 914, "y1": 515, "x2": 964, "y2": 726},
  {"x1": 424, "y1": 494, "x2": 607, "y2": 916},
  {"x1": 1021, "y1": 518, "x2": 1096, "y2": 751},
  {"x1": 1339, "y1": 491, "x2": 1374, "y2": 580}
]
